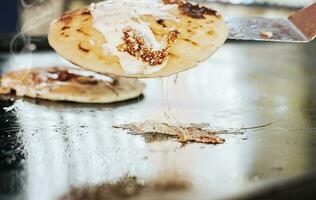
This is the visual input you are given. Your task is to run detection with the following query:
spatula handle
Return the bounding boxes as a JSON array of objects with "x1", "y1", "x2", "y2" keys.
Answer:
[{"x1": 288, "y1": 3, "x2": 316, "y2": 41}]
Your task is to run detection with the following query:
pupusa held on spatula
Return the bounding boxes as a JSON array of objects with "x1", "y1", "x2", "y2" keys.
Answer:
[{"x1": 48, "y1": 0, "x2": 228, "y2": 78}]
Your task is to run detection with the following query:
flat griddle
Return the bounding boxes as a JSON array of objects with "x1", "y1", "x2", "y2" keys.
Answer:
[{"x1": 0, "y1": 38, "x2": 316, "y2": 200}]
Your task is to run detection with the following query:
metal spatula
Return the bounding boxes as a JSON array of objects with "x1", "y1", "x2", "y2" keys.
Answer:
[{"x1": 226, "y1": 3, "x2": 316, "y2": 42}]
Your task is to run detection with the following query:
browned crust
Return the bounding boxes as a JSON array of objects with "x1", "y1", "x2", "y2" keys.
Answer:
[
  {"x1": 163, "y1": 0, "x2": 219, "y2": 19},
  {"x1": 61, "y1": 26, "x2": 70, "y2": 31},
  {"x1": 59, "y1": 11, "x2": 75, "y2": 24},
  {"x1": 76, "y1": 28, "x2": 90, "y2": 36},
  {"x1": 179, "y1": 2, "x2": 219, "y2": 19},
  {"x1": 156, "y1": 19, "x2": 167, "y2": 27},
  {"x1": 117, "y1": 29, "x2": 180, "y2": 66},
  {"x1": 78, "y1": 43, "x2": 90, "y2": 53},
  {"x1": 162, "y1": 0, "x2": 185, "y2": 4},
  {"x1": 59, "y1": 9, "x2": 91, "y2": 24},
  {"x1": 183, "y1": 38, "x2": 198, "y2": 46}
]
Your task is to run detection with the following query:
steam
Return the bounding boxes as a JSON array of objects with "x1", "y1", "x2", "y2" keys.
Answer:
[
  {"x1": 21, "y1": 0, "x2": 43, "y2": 8},
  {"x1": 10, "y1": 0, "x2": 58, "y2": 69}
]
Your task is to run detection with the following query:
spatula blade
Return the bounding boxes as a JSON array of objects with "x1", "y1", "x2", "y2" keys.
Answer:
[
  {"x1": 226, "y1": 17, "x2": 307, "y2": 42},
  {"x1": 226, "y1": 3, "x2": 316, "y2": 43}
]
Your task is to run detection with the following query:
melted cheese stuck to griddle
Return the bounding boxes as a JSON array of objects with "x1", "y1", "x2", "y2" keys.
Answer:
[{"x1": 89, "y1": 0, "x2": 179, "y2": 74}]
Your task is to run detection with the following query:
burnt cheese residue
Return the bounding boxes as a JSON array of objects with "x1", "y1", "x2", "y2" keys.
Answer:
[
  {"x1": 60, "y1": 175, "x2": 190, "y2": 200},
  {"x1": 60, "y1": 176, "x2": 143, "y2": 200},
  {"x1": 113, "y1": 121, "x2": 226, "y2": 144}
]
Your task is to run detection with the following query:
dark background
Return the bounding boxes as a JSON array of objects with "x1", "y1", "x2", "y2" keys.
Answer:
[{"x1": 0, "y1": 1, "x2": 19, "y2": 34}]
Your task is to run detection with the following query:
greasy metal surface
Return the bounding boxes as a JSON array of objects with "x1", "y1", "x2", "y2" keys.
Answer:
[
  {"x1": 227, "y1": 17, "x2": 307, "y2": 42},
  {"x1": 227, "y1": 3, "x2": 316, "y2": 43},
  {"x1": 0, "y1": 41, "x2": 316, "y2": 200},
  {"x1": 197, "y1": 0, "x2": 313, "y2": 8}
]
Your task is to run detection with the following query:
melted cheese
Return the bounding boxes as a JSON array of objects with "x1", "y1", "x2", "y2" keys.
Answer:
[{"x1": 89, "y1": 0, "x2": 178, "y2": 74}]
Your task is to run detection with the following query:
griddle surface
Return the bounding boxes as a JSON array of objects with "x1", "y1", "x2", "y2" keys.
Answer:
[{"x1": 0, "y1": 41, "x2": 316, "y2": 200}]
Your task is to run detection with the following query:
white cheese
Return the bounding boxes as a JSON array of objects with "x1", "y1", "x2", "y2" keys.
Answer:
[{"x1": 90, "y1": 0, "x2": 178, "y2": 74}]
